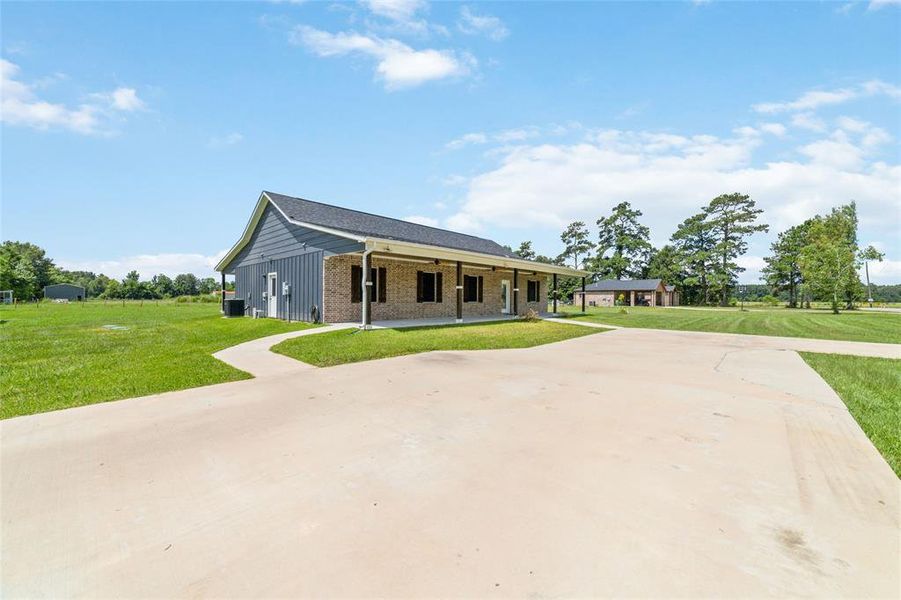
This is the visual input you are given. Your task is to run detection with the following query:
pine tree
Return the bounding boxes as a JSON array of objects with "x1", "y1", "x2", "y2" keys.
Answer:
[
  {"x1": 560, "y1": 221, "x2": 592, "y2": 270},
  {"x1": 762, "y1": 221, "x2": 810, "y2": 308},
  {"x1": 703, "y1": 193, "x2": 769, "y2": 306},
  {"x1": 593, "y1": 201, "x2": 652, "y2": 279},
  {"x1": 671, "y1": 213, "x2": 717, "y2": 305}
]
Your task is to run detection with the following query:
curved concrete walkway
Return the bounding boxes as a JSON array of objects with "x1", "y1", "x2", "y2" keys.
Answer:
[
  {"x1": 213, "y1": 315, "x2": 522, "y2": 377},
  {"x1": 545, "y1": 317, "x2": 901, "y2": 359},
  {"x1": 212, "y1": 323, "x2": 357, "y2": 377}
]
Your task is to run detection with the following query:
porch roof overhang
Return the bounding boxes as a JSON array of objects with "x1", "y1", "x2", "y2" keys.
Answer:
[
  {"x1": 363, "y1": 239, "x2": 588, "y2": 277},
  {"x1": 216, "y1": 192, "x2": 588, "y2": 277}
]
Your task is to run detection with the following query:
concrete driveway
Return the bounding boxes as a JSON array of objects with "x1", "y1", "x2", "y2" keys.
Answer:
[{"x1": 2, "y1": 328, "x2": 898, "y2": 597}]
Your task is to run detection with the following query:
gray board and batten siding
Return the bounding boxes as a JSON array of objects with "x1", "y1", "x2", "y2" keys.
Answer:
[{"x1": 225, "y1": 204, "x2": 363, "y2": 321}]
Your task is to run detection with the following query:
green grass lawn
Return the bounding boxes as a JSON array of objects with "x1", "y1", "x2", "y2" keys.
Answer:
[
  {"x1": 801, "y1": 353, "x2": 901, "y2": 477},
  {"x1": 1, "y1": 301, "x2": 318, "y2": 419},
  {"x1": 272, "y1": 319, "x2": 605, "y2": 367},
  {"x1": 561, "y1": 305, "x2": 901, "y2": 344}
]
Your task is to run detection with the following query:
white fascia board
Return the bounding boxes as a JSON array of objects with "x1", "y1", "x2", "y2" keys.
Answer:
[
  {"x1": 215, "y1": 192, "x2": 269, "y2": 272},
  {"x1": 365, "y1": 238, "x2": 589, "y2": 277}
]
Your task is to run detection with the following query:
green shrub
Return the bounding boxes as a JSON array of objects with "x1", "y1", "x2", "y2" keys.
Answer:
[{"x1": 760, "y1": 294, "x2": 780, "y2": 306}]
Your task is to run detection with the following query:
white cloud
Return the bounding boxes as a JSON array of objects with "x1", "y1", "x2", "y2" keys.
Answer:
[
  {"x1": 362, "y1": 0, "x2": 424, "y2": 21},
  {"x1": 862, "y1": 259, "x2": 901, "y2": 284},
  {"x1": 445, "y1": 132, "x2": 488, "y2": 149},
  {"x1": 1, "y1": 59, "x2": 144, "y2": 135},
  {"x1": 736, "y1": 255, "x2": 767, "y2": 281},
  {"x1": 291, "y1": 25, "x2": 473, "y2": 89},
  {"x1": 440, "y1": 174, "x2": 468, "y2": 186},
  {"x1": 109, "y1": 87, "x2": 144, "y2": 111},
  {"x1": 734, "y1": 126, "x2": 759, "y2": 137},
  {"x1": 790, "y1": 112, "x2": 827, "y2": 132},
  {"x1": 443, "y1": 128, "x2": 900, "y2": 254},
  {"x1": 798, "y1": 132, "x2": 865, "y2": 170},
  {"x1": 836, "y1": 2, "x2": 856, "y2": 14},
  {"x1": 445, "y1": 125, "x2": 542, "y2": 149},
  {"x1": 457, "y1": 6, "x2": 509, "y2": 41},
  {"x1": 495, "y1": 127, "x2": 539, "y2": 142},
  {"x1": 754, "y1": 87, "x2": 858, "y2": 114},
  {"x1": 403, "y1": 215, "x2": 439, "y2": 227},
  {"x1": 836, "y1": 116, "x2": 870, "y2": 132},
  {"x1": 207, "y1": 132, "x2": 244, "y2": 148},
  {"x1": 1, "y1": 58, "x2": 100, "y2": 134},
  {"x1": 753, "y1": 80, "x2": 901, "y2": 113},
  {"x1": 760, "y1": 122, "x2": 787, "y2": 136},
  {"x1": 833, "y1": 116, "x2": 892, "y2": 147},
  {"x1": 360, "y1": 0, "x2": 433, "y2": 36},
  {"x1": 867, "y1": 0, "x2": 901, "y2": 10},
  {"x1": 57, "y1": 251, "x2": 228, "y2": 280}
]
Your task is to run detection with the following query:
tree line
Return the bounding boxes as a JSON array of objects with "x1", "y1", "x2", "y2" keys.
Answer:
[
  {"x1": 0, "y1": 241, "x2": 229, "y2": 301},
  {"x1": 511, "y1": 193, "x2": 885, "y2": 311}
]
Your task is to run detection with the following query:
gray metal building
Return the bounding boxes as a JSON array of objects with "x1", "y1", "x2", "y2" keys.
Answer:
[
  {"x1": 216, "y1": 191, "x2": 585, "y2": 324},
  {"x1": 44, "y1": 283, "x2": 86, "y2": 301}
]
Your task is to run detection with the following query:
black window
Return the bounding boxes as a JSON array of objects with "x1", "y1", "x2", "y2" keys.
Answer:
[
  {"x1": 416, "y1": 271, "x2": 442, "y2": 303},
  {"x1": 351, "y1": 265, "x2": 362, "y2": 303},
  {"x1": 527, "y1": 280, "x2": 540, "y2": 302},
  {"x1": 351, "y1": 266, "x2": 387, "y2": 303},
  {"x1": 463, "y1": 275, "x2": 483, "y2": 303}
]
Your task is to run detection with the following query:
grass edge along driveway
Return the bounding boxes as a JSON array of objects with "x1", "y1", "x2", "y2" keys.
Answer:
[
  {"x1": 272, "y1": 319, "x2": 607, "y2": 367},
  {"x1": 566, "y1": 306, "x2": 901, "y2": 344},
  {"x1": 1, "y1": 302, "x2": 320, "y2": 419},
  {"x1": 801, "y1": 352, "x2": 901, "y2": 478}
]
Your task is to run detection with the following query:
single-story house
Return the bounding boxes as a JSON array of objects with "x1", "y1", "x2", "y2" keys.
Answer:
[
  {"x1": 43, "y1": 283, "x2": 85, "y2": 301},
  {"x1": 216, "y1": 191, "x2": 588, "y2": 325},
  {"x1": 573, "y1": 279, "x2": 679, "y2": 307}
]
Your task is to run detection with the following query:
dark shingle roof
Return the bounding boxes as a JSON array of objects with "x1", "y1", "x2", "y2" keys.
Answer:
[
  {"x1": 265, "y1": 191, "x2": 517, "y2": 258},
  {"x1": 585, "y1": 279, "x2": 663, "y2": 292}
]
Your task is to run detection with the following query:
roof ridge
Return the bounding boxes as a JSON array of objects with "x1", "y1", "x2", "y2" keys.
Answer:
[{"x1": 264, "y1": 190, "x2": 508, "y2": 248}]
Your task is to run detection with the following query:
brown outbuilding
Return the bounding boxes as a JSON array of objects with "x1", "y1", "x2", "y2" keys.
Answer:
[{"x1": 573, "y1": 279, "x2": 679, "y2": 307}]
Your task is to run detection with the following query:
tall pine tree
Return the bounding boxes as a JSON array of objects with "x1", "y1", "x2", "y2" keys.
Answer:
[
  {"x1": 592, "y1": 202, "x2": 652, "y2": 279},
  {"x1": 703, "y1": 193, "x2": 769, "y2": 306}
]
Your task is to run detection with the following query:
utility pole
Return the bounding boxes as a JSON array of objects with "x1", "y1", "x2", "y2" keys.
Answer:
[{"x1": 865, "y1": 260, "x2": 873, "y2": 308}]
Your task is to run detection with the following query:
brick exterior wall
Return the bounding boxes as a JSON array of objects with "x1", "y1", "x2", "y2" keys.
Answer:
[{"x1": 323, "y1": 254, "x2": 548, "y2": 323}]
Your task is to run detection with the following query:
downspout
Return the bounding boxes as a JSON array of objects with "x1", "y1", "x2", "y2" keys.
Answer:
[{"x1": 361, "y1": 249, "x2": 372, "y2": 330}]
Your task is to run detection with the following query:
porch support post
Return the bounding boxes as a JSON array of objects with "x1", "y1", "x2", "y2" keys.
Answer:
[
  {"x1": 552, "y1": 273, "x2": 558, "y2": 314},
  {"x1": 455, "y1": 261, "x2": 463, "y2": 323},
  {"x1": 220, "y1": 271, "x2": 226, "y2": 313},
  {"x1": 513, "y1": 268, "x2": 519, "y2": 316},
  {"x1": 362, "y1": 251, "x2": 372, "y2": 329},
  {"x1": 581, "y1": 277, "x2": 586, "y2": 312},
  {"x1": 630, "y1": 290, "x2": 636, "y2": 307}
]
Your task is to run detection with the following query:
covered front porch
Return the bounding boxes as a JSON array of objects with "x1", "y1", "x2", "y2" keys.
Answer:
[{"x1": 326, "y1": 239, "x2": 589, "y2": 328}]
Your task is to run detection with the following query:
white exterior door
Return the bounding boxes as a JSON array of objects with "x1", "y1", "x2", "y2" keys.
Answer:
[
  {"x1": 501, "y1": 279, "x2": 511, "y2": 314},
  {"x1": 267, "y1": 272, "x2": 278, "y2": 317}
]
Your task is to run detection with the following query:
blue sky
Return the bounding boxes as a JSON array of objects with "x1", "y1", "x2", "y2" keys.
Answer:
[{"x1": 2, "y1": 0, "x2": 899, "y2": 282}]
